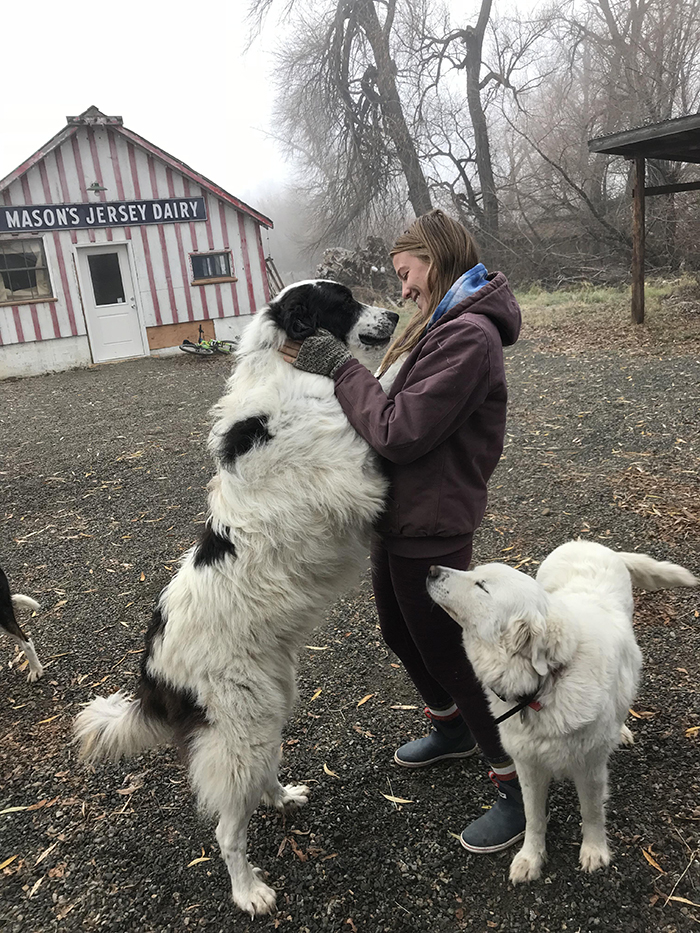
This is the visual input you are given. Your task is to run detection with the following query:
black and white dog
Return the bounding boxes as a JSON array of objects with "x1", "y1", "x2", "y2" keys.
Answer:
[
  {"x1": 1, "y1": 564, "x2": 43, "y2": 682},
  {"x1": 74, "y1": 282, "x2": 397, "y2": 916}
]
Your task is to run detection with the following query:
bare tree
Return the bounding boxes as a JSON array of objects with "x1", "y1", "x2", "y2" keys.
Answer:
[
  {"x1": 251, "y1": 0, "x2": 432, "y2": 243},
  {"x1": 250, "y1": 0, "x2": 700, "y2": 277},
  {"x1": 496, "y1": 0, "x2": 700, "y2": 273}
]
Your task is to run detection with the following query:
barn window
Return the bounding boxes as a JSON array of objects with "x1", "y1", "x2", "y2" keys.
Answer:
[
  {"x1": 190, "y1": 250, "x2": 236, "y2": 284},
  {"x1": 0, "y1": 238, "x2": 54, "y2": 304}
]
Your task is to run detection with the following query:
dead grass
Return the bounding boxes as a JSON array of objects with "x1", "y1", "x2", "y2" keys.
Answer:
[{"x1": 517, "y1": 276, "x2": 700, "y2": 354}]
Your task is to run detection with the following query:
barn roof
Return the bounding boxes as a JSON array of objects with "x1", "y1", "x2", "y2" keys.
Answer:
[
  {"x1": 588, "y1": 113, "x2": 700, "y2": 164},
  {"x1": 0, "y1": 106, "x2": 273, "y2": 228}
]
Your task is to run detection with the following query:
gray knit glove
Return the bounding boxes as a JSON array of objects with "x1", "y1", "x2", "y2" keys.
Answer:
[{"x1": 293, "y1": 328, "x2": 352, "y2": 378}]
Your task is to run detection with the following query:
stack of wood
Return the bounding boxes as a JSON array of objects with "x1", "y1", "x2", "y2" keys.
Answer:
[{"x1": 316, "y1": 236, "x2": 401, "y2": 300}]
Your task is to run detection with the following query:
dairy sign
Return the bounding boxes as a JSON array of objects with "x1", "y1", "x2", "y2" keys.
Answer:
[{"x1": 0, "y1": 197, "x2": 207, "y2": 233}]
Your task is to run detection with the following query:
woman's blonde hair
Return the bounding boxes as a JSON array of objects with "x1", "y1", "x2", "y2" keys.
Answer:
[{"x1": 378, "y1": 209, "x2": 480, "y2": 375}]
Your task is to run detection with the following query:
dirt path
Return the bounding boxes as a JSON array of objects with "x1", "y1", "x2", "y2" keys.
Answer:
[{"x1": 1, "y1": 330, "x2": 699, "y2": 933}]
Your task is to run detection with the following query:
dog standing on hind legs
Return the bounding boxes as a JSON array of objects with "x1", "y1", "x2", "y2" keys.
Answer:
[
  {"x1": 1, "y1": 564, "x2": 43, "y2": 682},
  {"x1": 426, "y1": 539, "x2": 697, "y2": 883},
  {"x1": 73, "y1": 281, "x2": 397, "y2": 916}
]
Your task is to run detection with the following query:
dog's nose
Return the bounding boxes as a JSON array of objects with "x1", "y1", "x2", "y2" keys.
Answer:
[
  {"x1": 428, "y1": 565, "x2": 441, "y2": 579},
  {"x1": 387, "y1": 311, "x2": 400, "y2": 324}
]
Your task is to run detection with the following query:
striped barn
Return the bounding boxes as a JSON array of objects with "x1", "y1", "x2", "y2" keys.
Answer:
[{"x1": 0, "y1": 105, "x2": 274, "y2": 378}]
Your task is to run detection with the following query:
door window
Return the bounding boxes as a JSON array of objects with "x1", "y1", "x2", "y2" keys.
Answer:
[{"x1": 87, "y1": 252, "x2": 125, "y2": 305}]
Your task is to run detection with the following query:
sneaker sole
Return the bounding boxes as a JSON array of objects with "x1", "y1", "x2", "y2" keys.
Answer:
[
  {"x1": 459, "y1": 829, "x2": 526, "y2": 854},
  {"x1": 393, "y1": 746, "x2": 478, "y2": 768}
]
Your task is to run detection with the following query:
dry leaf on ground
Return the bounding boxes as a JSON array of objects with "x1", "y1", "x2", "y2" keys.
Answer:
[
  {"x1": 629, "y1": 709, "x2": 656, "y2": 719},
  {"x1": 642, "y1": 847, "x2": 664, "y2": 872}
]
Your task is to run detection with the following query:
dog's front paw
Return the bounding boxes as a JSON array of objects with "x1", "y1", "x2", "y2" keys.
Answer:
[
  {"x1": 26, "y1": 666, "x2": 44, "y2": 683},
  {"x1": 277, "y1": 783, "x2": 310, "y2": 811},
  {"x1": 579, "y1": 841, "x2": 611, "y2": 872},
  {"x1": 232, "y1": 867, "x2": 277, "y2": 917},
  {"x1": 509, "y1": 847, "x2": 546, "y2": 884}
]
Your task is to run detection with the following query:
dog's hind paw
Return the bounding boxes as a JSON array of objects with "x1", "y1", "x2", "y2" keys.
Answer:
[
  {"x1": 579, "y1": 841, "x2": 611, "y2": 872},
  {"x1": 26, "y1": 666, "x2": 44, "y2": 683},
  {"x1": 264, "y1": 784, "x2": 311, "y2": 812},
  {"x1": 282, "y1": 784, "x2": 311, "y2": 810},
  {"x1": 509, "y1": 848, "x2": 546, "y2": 884},
  {"x1": 619, "y1": 724, "x2": 634, "y2": 746},
  {"x1": 232, "y1": 868, "x2": 277, "y2": 917}
]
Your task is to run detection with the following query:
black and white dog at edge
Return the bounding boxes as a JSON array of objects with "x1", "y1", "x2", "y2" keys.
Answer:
[{"x1": 74, "y1": 281, "x2": 398, "y2": 917}]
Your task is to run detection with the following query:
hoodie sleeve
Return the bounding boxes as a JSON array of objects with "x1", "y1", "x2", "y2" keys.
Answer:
[{"x1": 333, "y1": 318, "x2": 493, "y2": 464}]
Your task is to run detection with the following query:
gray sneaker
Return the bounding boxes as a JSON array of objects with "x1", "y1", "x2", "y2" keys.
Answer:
[
  {"x1": 394, "y1": 712, "x2": 477, "y2": 768},
  {"x1": 460, "y1": 772, "x2": 526, "y2": 853}
]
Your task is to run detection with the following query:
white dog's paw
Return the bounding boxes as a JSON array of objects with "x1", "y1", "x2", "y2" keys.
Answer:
[
  {"x1": 276, "y1": 783, "x2": 310, "y2": 811},
  {"x1": 263, "y1": 783, "x2": 310, "y2": 812},
  {"x1": 619, "y1": 724, "x2": 634, "y2": 746},
  {"x1": 509, "y1": 847, "x2": 546, "y2": 884},
  {"x1": 579, "y1": 841, "x2": 611, "y2": 872},
  {"x1": 232, "y1": 867, "x2": 277, "y2": 917},
  {"x1": 26, "y1": 666, "x2": 44, "y2": 683}
]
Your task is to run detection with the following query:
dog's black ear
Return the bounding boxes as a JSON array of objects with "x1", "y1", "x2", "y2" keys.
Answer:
[{"x1": 270, "y1": 289, "x2": 319, "y2": 341}]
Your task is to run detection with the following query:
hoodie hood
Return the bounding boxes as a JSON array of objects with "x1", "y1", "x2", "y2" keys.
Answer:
[{"x1": 435, "y1": 271, "x2": 521, "y2": 347}]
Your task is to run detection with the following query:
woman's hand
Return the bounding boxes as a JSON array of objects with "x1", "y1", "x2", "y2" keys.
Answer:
[
  {"x1": 279, "y1": 340, "x2": 302, "y2": 364},
  {"x1": 278, "y1": 329, "x2": 353, "y2": 377}
]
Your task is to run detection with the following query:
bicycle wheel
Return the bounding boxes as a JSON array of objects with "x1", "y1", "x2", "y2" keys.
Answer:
[
  {"x1": 180, "y1": 342, "x2": 215, "y2": 356},
  {"x1": 212, "y1": 340, "x2": 238, "y2": 354}
]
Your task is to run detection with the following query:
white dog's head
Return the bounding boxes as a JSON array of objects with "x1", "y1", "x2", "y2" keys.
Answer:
[
  {"x1": 426, "y1": 562, "x2": 554, "y2": 700},
  {"x1": 260, "y1": 279, "x2": 399, "y2": 370}
]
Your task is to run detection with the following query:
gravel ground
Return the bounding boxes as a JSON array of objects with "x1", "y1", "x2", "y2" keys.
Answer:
[{"x1": 1, "y1": 315, "x2": 699, "y2": 933}]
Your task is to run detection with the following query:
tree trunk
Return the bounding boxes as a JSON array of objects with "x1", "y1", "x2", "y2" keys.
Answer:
[
  {"x1": 463, "y1": 0, "x2": 498, "y2": 238},
  {"x1": 357, "y1": 0, "x2": 433, "y2": 217}
]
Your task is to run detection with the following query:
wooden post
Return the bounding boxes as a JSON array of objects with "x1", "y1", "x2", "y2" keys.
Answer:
[{"x1": 631, "y1": 157, "x2": 645, "y2": 324}]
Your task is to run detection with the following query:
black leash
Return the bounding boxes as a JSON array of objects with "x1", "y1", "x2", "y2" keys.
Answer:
[{"x1": 493, "y1": 692, "x2": 540, "y2": 724}]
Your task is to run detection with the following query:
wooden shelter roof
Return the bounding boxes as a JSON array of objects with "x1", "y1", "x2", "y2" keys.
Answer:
[{"x1": 588, "y1": 113, "x2": 700, "y2": 164}]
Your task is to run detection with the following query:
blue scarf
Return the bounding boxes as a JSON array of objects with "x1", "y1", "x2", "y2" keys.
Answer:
[{"x1": 427, "y1": 263, "x2": 489, "y2": 330}]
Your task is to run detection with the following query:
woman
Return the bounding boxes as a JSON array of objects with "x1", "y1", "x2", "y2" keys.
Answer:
[{"x1": 281, "y1": 209, "x2": 523, "y2": 852}]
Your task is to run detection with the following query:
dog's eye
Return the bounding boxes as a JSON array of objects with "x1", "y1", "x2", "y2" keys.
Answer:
[{"x1": 474, "y1": 580, "x2": 489, "y2": 593}]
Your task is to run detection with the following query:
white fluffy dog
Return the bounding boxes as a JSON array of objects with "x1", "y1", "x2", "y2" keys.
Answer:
[
  {"x1": 74, "y1": 281, "x2": 397, "y2": 916},
  {"x1": 426, "y1": 540, "x2": 697, "y2": 883}
]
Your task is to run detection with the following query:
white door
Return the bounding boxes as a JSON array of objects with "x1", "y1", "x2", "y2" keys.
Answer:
[{"x1": 77, "y1": 244, "x2": 146, "y2": 363}]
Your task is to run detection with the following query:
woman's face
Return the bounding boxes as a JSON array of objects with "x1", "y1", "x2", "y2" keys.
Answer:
[{"x1": 392, "y1": 251, "x2": 431, "y2": 312}]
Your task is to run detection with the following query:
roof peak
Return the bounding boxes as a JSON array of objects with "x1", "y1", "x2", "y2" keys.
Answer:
[{"x1": 66, "y1": 106, "x2": 123, "y2": 126}]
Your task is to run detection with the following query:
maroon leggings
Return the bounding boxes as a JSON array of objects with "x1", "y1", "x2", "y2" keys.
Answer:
[{"x1": 371, "y1": 536, "x2": 507, "y2": 763}]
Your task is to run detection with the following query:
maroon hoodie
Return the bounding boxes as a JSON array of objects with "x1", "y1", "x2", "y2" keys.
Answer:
[{"x1": 333, "y1": 272, "x2": 521, "y2": 557}]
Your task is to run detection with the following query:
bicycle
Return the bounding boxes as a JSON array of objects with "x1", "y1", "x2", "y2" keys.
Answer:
[{"x1": 180, "y1": 324, "x2": 239, "y2": 356}]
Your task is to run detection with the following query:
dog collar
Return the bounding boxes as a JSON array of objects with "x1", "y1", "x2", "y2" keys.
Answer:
[
  {"x1": 491, "y1": 667, "x2": 565, "y2": 724},
  {"x1": 492, "y1": 691, "x2": 541, "y2": 725}
]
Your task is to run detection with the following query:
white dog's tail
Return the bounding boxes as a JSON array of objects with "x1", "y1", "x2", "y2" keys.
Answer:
[
  {"x1": 11, "y1": 594, "x2": 41, "y2": 613},
  {"x1": 74, "y1": 692, "x2": 171, "y2": 762},
  {"x1": 619, "y1": 552, "x2": 698, "y2": 591}
]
